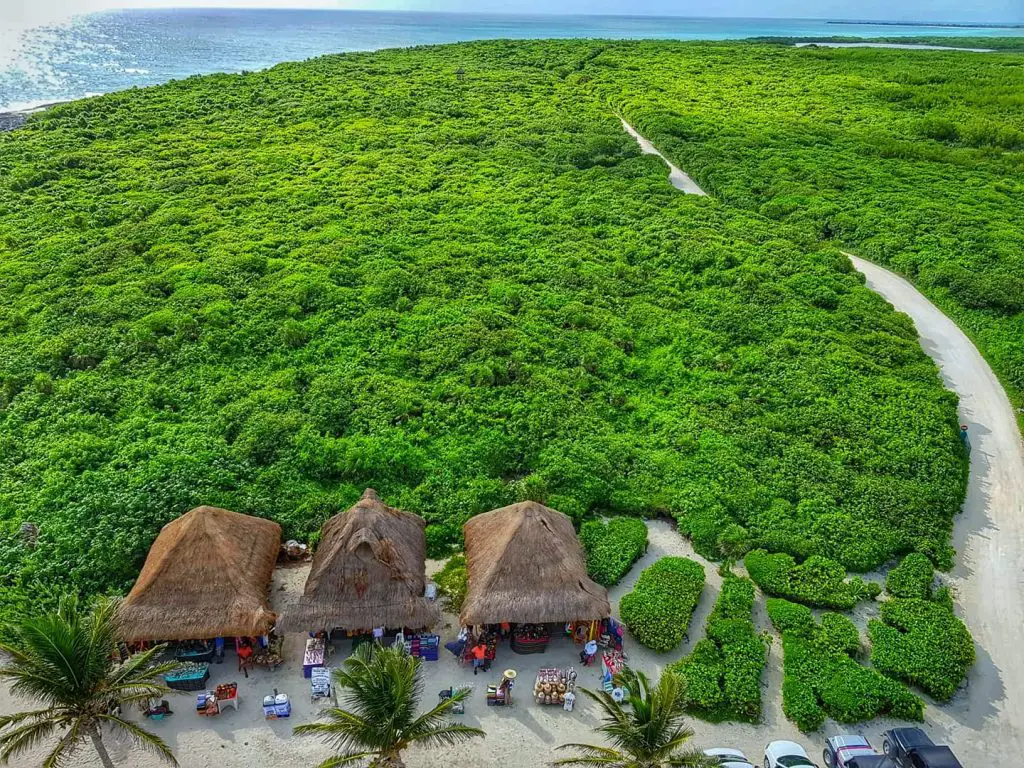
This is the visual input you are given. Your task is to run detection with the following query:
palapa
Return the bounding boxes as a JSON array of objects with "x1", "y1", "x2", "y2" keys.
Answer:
[
  {"x1": 460, "y1": 501, "x2": 610, "y2": 626},
  {"x1": 278, "y1": 489, "x2": 440, "y2": 632},
  {"x1": 117, "y1": 506, "x2": 280, "y2": 642}
]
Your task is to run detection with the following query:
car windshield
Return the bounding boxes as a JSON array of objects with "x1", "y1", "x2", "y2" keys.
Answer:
[{"x1": 778, "y1": 758, "x2": 816, "y2": 768}]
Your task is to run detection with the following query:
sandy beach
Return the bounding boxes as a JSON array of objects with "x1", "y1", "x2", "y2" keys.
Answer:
[{"x1": 1, "y1": 514, "x2": 1011, "y2": 768}]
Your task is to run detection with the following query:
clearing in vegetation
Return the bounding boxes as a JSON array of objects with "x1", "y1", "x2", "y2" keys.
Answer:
[
  {"x1": 870, "y1": 554, "x2": 975, "y2": 701},
  {"x1": 669, "y1": 574, "x2": 767, "y2": 722},
  {"x1": 767, "y1": 598, "x2": 923, "y2": 731}
]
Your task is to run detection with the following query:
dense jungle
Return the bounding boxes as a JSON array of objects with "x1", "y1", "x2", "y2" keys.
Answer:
[{"x1": 5, "y1": 37, "x2": 1015, "y2": 626}]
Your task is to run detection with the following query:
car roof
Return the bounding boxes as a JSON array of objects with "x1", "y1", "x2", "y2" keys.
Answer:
[
  {"x1": 768, "y1": 740, "x2": 809, "y2": 756},
  {"x1": 889, "y1": 728, "x2": 932, "y2": 747},
  {"x1": 911, "y1": 746, "x2": 963, "y2": 768},
  {"x1": 829, "y1": 736, "x2": 872, "y2": 750}
]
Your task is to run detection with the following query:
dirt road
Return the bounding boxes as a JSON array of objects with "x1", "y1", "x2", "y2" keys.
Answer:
[
  {"x1": 619, "y1": 118, "x2": 707, "y2": 195},
  {"x1": 849, "y1": 254, "x2": 1024, "y2": 763}
]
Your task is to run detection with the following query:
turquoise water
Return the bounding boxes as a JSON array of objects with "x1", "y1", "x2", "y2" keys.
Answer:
[{"x1": 2, "y1": 9, "x2": 1021, "y2": 111}]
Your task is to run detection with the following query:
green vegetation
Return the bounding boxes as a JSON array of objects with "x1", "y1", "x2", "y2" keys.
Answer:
[
  {"x1": 555, "y1": 668, "x2": 712, "y2": 768},
  {"x1": 599, "y1": 41, "x2": 1024, "y2": 421},
  {"x1": 294, "y1": 642, "x2": 483, "y2": 766},
  {"x1": 745, "y1": 549, "x2": 881, "y2": 609},
  {"x1": 669, "y1": 575, "x2": 767, "y2": 722},
  {"x1": 580, "y1": 517, "x2": 648, "y2": 586},
  {"x1": 0, "y1": 40, "x2": 973, "y2": 622},
  {"x1": 433, "y1": 554, "x2": 468, "y2": 613},
  {"x1": 870, "y1": 554, "x2": 974, "y2": 700},
  {"x1": 620, "y1": 557, "x2": 705, "y2": 652},
  {"x1": 767, "y1": 598, "x2": 923, "y2": 730},
  {"x1": 885, "y1": 552, "x2": 936, "y2": 599},
  {"x1": 0, "y1": 597, "x2": 176, "y2": 768}
]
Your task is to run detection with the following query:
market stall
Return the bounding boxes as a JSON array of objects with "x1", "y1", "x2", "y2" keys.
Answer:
[
  {"x1": 511, "y1": 624, "x2": 550, "y2": 654},
  {"x1": 460, "y1": 502, "x2": 611, "y2": 638},
  {"x1": 487, "y1": 669, "x2": 517, "y2": 706},
  {"x1": 165, "y1": 661, "x2": 209, "y2": 692},
  {"x1": 533, "y1": 667, "x2": 577, "y2": 707},
  {"x1": 116, "y1": 506, "x2": 281, "y2": 652},
  {"x1": 277, "y1": 489, "x2": 440, "y2": 640}
]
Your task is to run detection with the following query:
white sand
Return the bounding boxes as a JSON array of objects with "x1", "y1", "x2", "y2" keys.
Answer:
[{"x1": 794, "y1": 42, "x2": 995, "y2": 52}]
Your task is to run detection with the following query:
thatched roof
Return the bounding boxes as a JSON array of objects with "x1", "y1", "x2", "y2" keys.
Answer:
[
  {"x1": 460, "y1": 501, "x2": 610, "y2": 626},
  {"x1": 117, "y1": 506, "x2": 281, "y2": 642},
  {"x1": 278, "y1": 489, "x2": 440, "y2": 632}
]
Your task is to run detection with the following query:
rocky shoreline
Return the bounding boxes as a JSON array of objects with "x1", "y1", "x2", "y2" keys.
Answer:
[{"x1": 0, "y1": 112, "x2": 28, "y2": 132}]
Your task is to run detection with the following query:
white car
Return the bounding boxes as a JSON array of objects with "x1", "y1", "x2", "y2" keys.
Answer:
[
  {"x1": 705, "y1": 748, "x2": 755, "y2": 768},
  {"x1": 765, "y1": 741, "x2": 818, "y2": 768}
]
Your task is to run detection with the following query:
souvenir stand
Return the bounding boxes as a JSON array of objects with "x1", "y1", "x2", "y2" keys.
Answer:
[
  {"x1": 195, "y1": 682, "x2": 238, "y2": 716},
  {"x1": 310, "y1": 666, "x2": 334, "y2": 704},
  {"x1": 533, "y1": 667, "x2": 577, "y2": 707},
  {"x1": 165, "y1": 661, "x2": 210, "y2": 691},
  {"x1": 275, "y1": 489, "x2": 441, "y2": 664},
  {"x1": 487, "y1": 669, "x2": 517, "y2": 706},
  {"x1": 510, "y1": 624, "x2": 550, "y2": 654},
  {"x1": 303, "y1": 637, "x2": 326, "y2": 678},
  {"x1": 115, "y1": 506, "x2": 282, "y2": 681},
  {"x1": 600, "y1": 648, "x2": 628, "y2": 696},
  {"x1": 461, "y1": 629, "x2": 497, "y2": 667},
  {"x1": 459, "y1": 502, "x2": 612, "y2": 692},
  {"x1": 263, "y1": 689, "x2": 292, "y2": 719}
]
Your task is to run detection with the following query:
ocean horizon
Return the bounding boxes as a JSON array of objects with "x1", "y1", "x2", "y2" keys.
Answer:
[{"x1": 2, "y1": 8, "x2": 1023, "y2": 111}]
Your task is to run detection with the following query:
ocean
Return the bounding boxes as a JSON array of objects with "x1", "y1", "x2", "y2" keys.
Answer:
[{"x1": 2, "y1": 9, "x2": 1022, "y2": 112}]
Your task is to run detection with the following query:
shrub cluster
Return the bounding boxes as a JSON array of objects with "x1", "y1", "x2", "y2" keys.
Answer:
[
  {"x1": 620, "y1": 557, "x2": 705, "y2": 652},
  {"x1": 745, "y1": 550, "x2": 881, "y2": 609},
  {"x1": 433, "y1": 554, "x2": 468, "y2": 613},
  {"x1": 884, "y1": 552, "x2": 935, "y2": 599},
  {"x1": 579, "y1": 517, "x2": 648, "y2": 587},
  {"x1": 670, "y1": 575, "x2": 766, "y2": 722},
  {"x1": 767, "y1": 598, "x2": 923, "y2": 731},
  {"x1": 870, "y1": 554, "x2": 974, "y2": 701}
]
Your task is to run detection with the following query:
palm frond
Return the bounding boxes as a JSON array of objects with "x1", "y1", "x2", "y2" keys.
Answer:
[
  {"x1": 97, "y1": 714, "x2": 178, "y2": 765},
  {"x1": 0, "y1": 717, "x2": 59, "y2": 764}
]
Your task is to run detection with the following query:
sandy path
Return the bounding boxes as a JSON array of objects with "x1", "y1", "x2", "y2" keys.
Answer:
[
  {"x1": 619, "y1": 118, "x2": 707, "y2": 196},
  {"x1": 848, "y1": 254, "x2": 1024, "y2": 762}
]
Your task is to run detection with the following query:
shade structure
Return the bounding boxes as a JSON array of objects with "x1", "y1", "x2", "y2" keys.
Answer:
[
  {"x1": 460, "y1": 501, "x2": 610, "y2": 626},
  {"x1": 278, "y1": 489, "x2": 440, "y2": 633},
  {"x1": 117, "y1": 506, "x2": 281, "y2": 642}
]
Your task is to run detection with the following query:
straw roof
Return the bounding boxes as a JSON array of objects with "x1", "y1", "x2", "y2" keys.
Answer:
[
  {"x1": 278, "y1": 489, "x2": 440, "y2": 632},
  {"x1": 460, "y1": 501, "x2": 610, "y2": 626},
  {"x1": 117, "y1": 506, "x2": 281, "y2": 642}
]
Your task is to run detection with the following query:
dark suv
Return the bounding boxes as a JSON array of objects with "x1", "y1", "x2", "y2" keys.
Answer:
[{"x1": 881, "y1": 729, "x2": 963, "y2": 768}]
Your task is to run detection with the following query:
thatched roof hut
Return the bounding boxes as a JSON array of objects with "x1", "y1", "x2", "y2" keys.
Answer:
[
  {"x1": 117, "y1": 506, "x2": 281, "y2": 642},
  {"x1": 460, "y1": 501, "x2": 610, "y2": 626},
  {"x1": 278, "y1": 489, "x2": 439, "y2": 632}
]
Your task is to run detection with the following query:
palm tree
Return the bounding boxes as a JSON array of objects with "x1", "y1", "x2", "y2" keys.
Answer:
[
  {"x1": 555, "y1": 668, "x2": 715, "y2": 768},
  {"x1": 0, "y1": 596, "x2": 177, "y2": 768},
  {"x1": 295, "y1": 642, "x2": 483, "y2": 768}
]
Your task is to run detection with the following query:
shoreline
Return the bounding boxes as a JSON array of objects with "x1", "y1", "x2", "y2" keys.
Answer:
[{"x1": 0, "y1": 99, "x2": 80, "y2": 133}]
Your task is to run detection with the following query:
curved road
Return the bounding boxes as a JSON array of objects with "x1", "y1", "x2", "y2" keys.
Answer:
[
  {"x1": 621, "y1": 117, "x2": 1024, "y2": 758},
  {"x1": 850, "y1": 255, "x2": 1024, "y2": 763}
]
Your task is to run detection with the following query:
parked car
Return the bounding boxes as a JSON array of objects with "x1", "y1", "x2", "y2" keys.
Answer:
[
  {"x1": 705, "y1": 748, "x2": 755, "y2": 768},
  {"x1": 881, "y1": 728, "x2": 964, "y2": 768},
  {"x1": 765, "y1": 740, "x2": 817, "y2": 768},
  {"x1": 823, "y1": 735, "x2": 877, "y2": 768}
]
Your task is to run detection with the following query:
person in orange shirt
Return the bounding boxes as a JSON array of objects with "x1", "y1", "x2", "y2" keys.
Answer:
[{"x1": 470, "y1": 643, "x2": 487, "y2": 674}]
